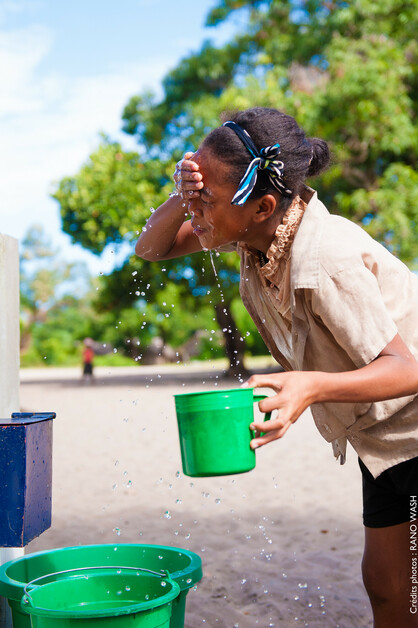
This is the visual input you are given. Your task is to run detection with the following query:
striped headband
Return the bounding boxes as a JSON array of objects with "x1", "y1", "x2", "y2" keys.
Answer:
[{"x1": 223, "y1": 121, "x2": 293, "y2": 205}]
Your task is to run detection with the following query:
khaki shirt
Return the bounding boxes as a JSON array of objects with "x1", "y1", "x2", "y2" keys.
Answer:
[{"x1": 233, "y1": 187, "x2": 418, "y2": 478}]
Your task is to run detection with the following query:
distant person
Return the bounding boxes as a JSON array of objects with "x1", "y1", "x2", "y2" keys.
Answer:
[
  {"x1": 135, "y1": 107, "x2": 418, "y2": 627},
  {"x1": 82, "y1": 338, "x2": 95, "y2": 383}
]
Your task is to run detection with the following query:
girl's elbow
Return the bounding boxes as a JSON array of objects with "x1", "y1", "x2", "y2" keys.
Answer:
[
  {"x1": 403, "y1": 356, "x2": 418, "y2": 396},
  {"x1": 135, "y1": 241, "x2": 145, "y2": 258},
  {"x1": 135, "y1": 242, "x2": 146, "y2": 259},
  {"x1": 135, "y1": 241, "x2": 152, "y2": 261},
  {"x1": 135, "y1": 241, "x2": 163, "y2": 262}
]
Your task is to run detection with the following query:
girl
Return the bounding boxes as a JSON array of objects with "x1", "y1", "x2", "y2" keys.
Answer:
[{"x1": 135, "y1": 107, "x2": 418, "y2": 627}]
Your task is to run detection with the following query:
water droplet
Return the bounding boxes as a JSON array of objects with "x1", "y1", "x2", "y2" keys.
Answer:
[
  {"x1": 161, "y1": 581, "x2": 167, "y2": 587},
  {"x1": 113, "y1": 527, "x2": 121, "y2": 536},
  {"x1": 125, "y1": 585, "x2": 131, "y2": 592},
  {"x1": 241, "y1": 578, "x2": 247, "y2": 585},
  {"x1": 164, "y1": 511, "x2": 171, "y2": 519},
  {"x1": 186, "y1": 578, "x2": 192, "y2": 584}
]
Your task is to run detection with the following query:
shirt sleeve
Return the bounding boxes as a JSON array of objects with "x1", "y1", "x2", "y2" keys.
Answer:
[{"x1": 311, "y1": 264, "x2": 398, "y2": 368}]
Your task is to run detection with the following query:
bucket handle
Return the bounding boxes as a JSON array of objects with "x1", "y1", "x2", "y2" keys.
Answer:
[
  {"x1": 253, "y1": 394, "x2": 272, "y2": 437},
  {"x1": 253, "y1": 394, "x2": 272, "y2": 422},
  {"x1": 22, "y1": 566, "x2": 171, "y2": 608}
]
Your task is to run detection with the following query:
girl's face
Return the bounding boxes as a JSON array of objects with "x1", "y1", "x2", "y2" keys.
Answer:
[{"x1": 188, "y1": 147, "x2": 258, "y2": 250}]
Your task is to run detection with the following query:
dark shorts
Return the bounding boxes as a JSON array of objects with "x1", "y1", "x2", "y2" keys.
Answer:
[
  {"x1": 83, "y1": 363, "x2": 93, "y2": 375},
  {"x1": 359, "y1": 456, "x2": 418, "y2": 528}
]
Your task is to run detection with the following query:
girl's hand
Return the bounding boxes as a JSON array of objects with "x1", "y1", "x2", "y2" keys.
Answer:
[
  {"x1": 245, "y1": 371, "x2": 317, "y2": 449},
  {"x1": 246, "y1": 335, "x2": 418, "y2": 450},
  {"x1": 173, "y1": 152, "x2": 203, "y2": 199}
]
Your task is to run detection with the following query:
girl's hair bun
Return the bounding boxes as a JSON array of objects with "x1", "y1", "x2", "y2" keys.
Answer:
[{"x1": 307, "y1": 137, "x2": 330, "y2": 177}]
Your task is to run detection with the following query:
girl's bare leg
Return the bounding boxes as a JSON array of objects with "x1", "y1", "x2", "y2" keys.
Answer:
[{"x1": 362, "y1": 520, "x2": 418, "y2": 627}]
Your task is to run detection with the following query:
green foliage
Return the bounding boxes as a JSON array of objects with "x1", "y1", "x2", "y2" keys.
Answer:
[
  {"x1": 336, "y1": 164, "x2": 418, "y2": 265},
  {"x1": 122, "y1": 41, "x2": 247, "y2": 155},
  {"x1": 52, "y1": 139, "x2": 171, "y2": 254},
  {"x1": 20, "y1": 226, "x2": 96, "y2": 366}
]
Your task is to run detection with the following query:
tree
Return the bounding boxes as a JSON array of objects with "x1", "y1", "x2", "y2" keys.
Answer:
[
  {"x1": 19, "y1": 225, "x2": 95, "y2": 365},
  {"x1": 120, "y1": 0, "x2": 417, "y2": 262},
  {"x1": 53, "y1": 0, "x2": 417, "y2": 373}
]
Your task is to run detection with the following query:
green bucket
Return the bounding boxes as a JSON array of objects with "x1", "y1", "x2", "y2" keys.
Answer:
[
  {"x1": 174, "y1": 387, "x2": 271, "y2": 477},
  {"x1": 0, "y1": 544, "x2": 202, "y2": 628},
  {"x1": 20, "y1": 567, "x2": 179, "y2": 628}
]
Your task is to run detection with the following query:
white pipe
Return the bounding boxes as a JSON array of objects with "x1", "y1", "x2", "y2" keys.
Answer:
[
  {"x1": 0, "y1": 547, "x2": 24, "y2": 628},
  {"x1": 0, "y1": 235, "x2": 21, "y2": 628},
  {"x1": 0, "y1": 548, "x2": 25, "y2": 565}
]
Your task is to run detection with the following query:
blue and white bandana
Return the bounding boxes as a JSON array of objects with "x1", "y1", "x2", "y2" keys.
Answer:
[{"x1": 223, "y1": 120, "x2": 293, "y2": 205}]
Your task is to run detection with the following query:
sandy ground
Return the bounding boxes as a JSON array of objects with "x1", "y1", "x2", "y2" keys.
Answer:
[{"x1": 18, "y1": 364, "x2": 372, "y2": 627}]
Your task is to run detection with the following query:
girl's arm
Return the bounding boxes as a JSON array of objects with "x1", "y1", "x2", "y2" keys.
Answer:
[
  {"x1": 247, "y1": 333, "x2": 418, "y2": 448},
  {"x1": 135, "y1": 154, "x2": 203, "y2": 261},
  {"x1": 135, "y1": 195, "x2": 202, "y2": 261}
]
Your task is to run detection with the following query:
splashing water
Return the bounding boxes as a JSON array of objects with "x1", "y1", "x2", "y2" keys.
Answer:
[
  {"x1": 209, "y1": 250, "x2": 225, "y2": 304},
  {"x1": 209, "y1": 250, "x2": 218, "y2": 278}
]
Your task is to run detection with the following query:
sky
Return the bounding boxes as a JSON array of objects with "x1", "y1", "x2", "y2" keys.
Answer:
[{"x1": 0, "y1": 0, "x2": 242, "y2": 275}]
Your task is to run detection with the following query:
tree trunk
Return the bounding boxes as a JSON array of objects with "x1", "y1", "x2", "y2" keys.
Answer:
[{"x1": 214, "y1": 302, "x2": 248, "y2": 380}]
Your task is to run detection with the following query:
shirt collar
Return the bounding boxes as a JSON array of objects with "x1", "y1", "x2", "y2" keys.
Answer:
[{"x1": 290, "y1": 186, "x2": 329, "y2": 291}]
